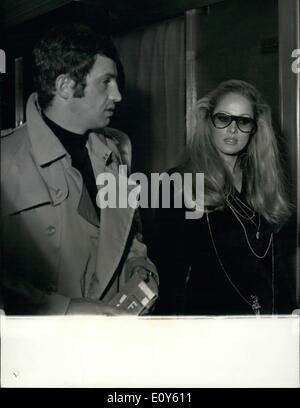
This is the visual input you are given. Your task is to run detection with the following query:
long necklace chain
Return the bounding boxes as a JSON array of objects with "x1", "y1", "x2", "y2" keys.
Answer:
[
  {"x1": 206, "y1": 212, "x2": 275, "y2": 315},
  {"x1": 226, "y1": 195, "x2": 261, "y2": 238},
  {"x1": 226, "y1": 194, "x2": 256, "y2": 220},
  {"x1": 228, "y1": 204, "x2": 273, "y2": 258}
]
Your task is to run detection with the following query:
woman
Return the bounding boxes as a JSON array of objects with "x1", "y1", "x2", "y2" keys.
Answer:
[{"x1": 150, "y1": 79, "x2": 296, "y2": 315}]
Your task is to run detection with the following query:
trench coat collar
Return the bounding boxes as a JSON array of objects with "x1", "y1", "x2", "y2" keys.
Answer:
[
  {"x1": 27, "y1": 93, "x2": 116, "y2": 169},
  {"x1": 27, "y1": 94, "x2": 68, "y2": 166}
]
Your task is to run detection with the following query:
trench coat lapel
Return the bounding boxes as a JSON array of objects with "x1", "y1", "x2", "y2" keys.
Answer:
[
  {"x1": 1, "y1": 154, "x2": 51, "y2": 216},
  {"x1": 77, "y1": 184, "x2": 100, "y2": 227},
  {"x1": 1, "y1": 141, "x2": 68, "y2": 216}
]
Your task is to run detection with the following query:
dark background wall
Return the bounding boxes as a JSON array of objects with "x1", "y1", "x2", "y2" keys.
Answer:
[
  {"x1": 0, "y1": 0, "x2": 222, "y2": 129},
  {"x1": 195, "y1": 0, "x2": 279, "y2": 129},
  {"x1": 1, "y1": 0, "x2": 280, "y2": 133}
]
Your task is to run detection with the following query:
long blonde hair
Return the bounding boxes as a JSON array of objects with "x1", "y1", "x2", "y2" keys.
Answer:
[{"x1": 182, "y1": 80, "x2": 291, "y2": 228}]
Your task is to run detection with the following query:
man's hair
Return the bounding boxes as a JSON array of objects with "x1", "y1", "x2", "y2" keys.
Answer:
[{"x1": 33, "y1": 23, "x2": 123, "y2": 110}]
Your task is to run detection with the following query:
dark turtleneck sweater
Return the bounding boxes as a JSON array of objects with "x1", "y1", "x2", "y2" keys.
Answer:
[{"x1": 42, "y1": 112, "x2": 99, "y2": 219}]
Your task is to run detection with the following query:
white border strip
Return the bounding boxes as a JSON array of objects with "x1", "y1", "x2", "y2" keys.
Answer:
[{"x1": 1, "y1": 315, "x2": 299, "y2": 388}]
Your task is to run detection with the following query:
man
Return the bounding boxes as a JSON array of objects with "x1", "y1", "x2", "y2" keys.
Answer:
[{"x1": 1, "y1": 24, "x2": 158, "y2": 315}]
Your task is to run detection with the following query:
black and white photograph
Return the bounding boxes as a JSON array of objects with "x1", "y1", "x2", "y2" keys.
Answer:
[{"x1": 0, "y1": 0, "x2": 299, "y2": 390}]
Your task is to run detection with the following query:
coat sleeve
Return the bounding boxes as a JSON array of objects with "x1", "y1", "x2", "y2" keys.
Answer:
[
  {"x1": 2, "y1": 265, "x2": 71, "y2": 315},
  {"x1": 104, "y1": 127, "x2": 159, "y2": 310},
  {"x1": 119, "y1": 210, "x2": 159, "y2": 298}
]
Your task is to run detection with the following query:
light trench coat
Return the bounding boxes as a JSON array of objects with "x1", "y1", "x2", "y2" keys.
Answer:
[{"x1": 1, "y1": 94, "x2": 158, "y2": 314}]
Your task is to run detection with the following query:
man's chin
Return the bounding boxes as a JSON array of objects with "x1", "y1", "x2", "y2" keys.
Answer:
[
  {"x1": 92, "y1": 118, "x2": 110, "y2": 130},
  {"x1": 101, "y1": 117, "x2": 111, "y2": 127}
]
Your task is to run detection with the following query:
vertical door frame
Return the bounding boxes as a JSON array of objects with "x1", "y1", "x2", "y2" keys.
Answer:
[
  {"x1": 278, "y1": 0, "x2": 300, "y2": 306},
  {"x1": 185, "y1": 9, "x2": 201, "y2": 144}
]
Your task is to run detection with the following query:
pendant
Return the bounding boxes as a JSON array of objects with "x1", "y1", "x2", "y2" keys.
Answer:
[
  {"x1": 251, "y1": 295, "x2": 261, "y2": 315},
  {"x1": 256, "y1": 231, "x2": 260, "y2": 239}
]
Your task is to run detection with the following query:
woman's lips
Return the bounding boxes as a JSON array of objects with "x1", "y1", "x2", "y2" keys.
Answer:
[{"x1": 224, "y1": 138, "x2": 237, "y2": 145}]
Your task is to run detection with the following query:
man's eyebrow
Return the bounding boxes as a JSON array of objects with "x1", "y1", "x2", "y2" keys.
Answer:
[{"x1": 96, "y1": 73, "x2": 118, "y2": 80}]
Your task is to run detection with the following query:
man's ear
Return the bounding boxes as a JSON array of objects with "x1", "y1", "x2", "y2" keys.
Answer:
[{"x1": 55, "y1": 74, "x2": 76, "y2": 100}]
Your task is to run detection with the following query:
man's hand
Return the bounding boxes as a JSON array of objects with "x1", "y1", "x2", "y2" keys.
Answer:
[{"x1": 66, "y1": 298, "x2": 128, "y2": 315}]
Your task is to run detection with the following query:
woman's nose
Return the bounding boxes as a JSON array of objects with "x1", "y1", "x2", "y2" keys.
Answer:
[{"x1": 228, "y1": 119, "x2": 238, "y2": 133}]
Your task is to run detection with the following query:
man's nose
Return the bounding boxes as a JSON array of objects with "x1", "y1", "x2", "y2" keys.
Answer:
[{"x1": 109, "y1": 82, "x2": 122, "y2": 103}]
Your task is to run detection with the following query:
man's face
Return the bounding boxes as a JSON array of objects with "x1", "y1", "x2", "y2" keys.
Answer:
[{"x1": 69, "y1": 54, "x2": 122, "y2": 131}]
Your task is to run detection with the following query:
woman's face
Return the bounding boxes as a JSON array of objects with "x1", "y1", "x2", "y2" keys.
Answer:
[{"x1": 210, "y1": 92, "x2": 254, "y2": 162}]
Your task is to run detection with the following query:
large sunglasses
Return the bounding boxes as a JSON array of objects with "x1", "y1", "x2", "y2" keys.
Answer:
[{"x1": 211, "y1": 112, "x2": 257, "y2": 134}]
